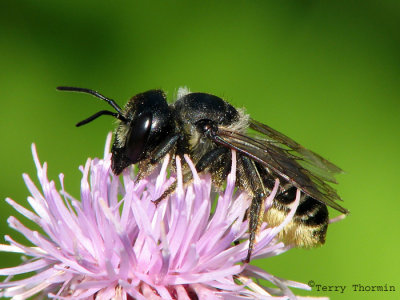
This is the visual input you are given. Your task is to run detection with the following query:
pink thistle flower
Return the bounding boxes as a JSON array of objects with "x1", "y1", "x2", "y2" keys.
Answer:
[{"x1": 0, "y1": 133, "x2": 318, "y2": 299}]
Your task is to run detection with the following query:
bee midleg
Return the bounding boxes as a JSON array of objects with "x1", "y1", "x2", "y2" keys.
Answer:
[
  {"x1": 239, "y1": 155, "x2": 267, "y2": 263},
  {"x1": 195, "y1": 147, "x2": 229, "y2": 173},
  {"x1": 273, "y1": 186, "x2": 329, "y2": 247},
  {"x1": 152, "y1": 159, "x2": 193, "y2": 205},
  {"x1": 154, "y1": 147, "x2": 230, "y2": 205}
]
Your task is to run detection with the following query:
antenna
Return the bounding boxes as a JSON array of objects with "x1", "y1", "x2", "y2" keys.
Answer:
[{"x1": 57, "y1": 86, "x2": 128, "y2": 125}]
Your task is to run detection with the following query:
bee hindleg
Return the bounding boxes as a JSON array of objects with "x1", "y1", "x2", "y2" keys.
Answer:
[
  {"x1": 246, "y1": 192, "x2": 266, "y2": 263},
  {"x1": 240, "y1": 155, "x2": 267, "y2": 263}
]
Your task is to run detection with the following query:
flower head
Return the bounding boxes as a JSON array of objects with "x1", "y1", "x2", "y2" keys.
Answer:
[{"x1": 0, "y1": 133, "x2": 316, "y2": 299}]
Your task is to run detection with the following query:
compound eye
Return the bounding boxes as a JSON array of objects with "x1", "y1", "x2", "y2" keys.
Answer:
[{"x1": 126, "y1": 112, "x2": 152, "y2": 163}]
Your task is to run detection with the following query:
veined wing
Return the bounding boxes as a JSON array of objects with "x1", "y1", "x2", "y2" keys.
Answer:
[
  {"x1": 214, "y1": 122, "x2": 348, "y2": 214},
  {"x1": 250, "y1": 119, "x2": 343, "y2": 183}
]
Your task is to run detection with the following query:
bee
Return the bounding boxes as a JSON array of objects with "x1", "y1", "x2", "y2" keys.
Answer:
[{"x1": 57, "y1": 86, "x2": 348, "y2": 262}]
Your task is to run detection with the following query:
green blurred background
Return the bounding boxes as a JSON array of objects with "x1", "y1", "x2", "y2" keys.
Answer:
[{"x1": 1, "y1": 1, "x2": 399, "y2": 299}]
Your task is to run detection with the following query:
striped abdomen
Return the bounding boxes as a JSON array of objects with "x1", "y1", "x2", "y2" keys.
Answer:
[{"x1": 266, "y1": 186, "x2": 329, "y2": 247}]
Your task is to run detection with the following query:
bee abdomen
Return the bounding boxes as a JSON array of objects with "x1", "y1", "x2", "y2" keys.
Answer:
[
  {"x1": 265, "y1": 186, "x2": 329, "y2": 247},
  {"x1": 295, "y1": 194, "x2": 329, "y2": 226}
]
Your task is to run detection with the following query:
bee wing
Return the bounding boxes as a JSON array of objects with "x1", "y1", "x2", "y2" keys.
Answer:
[
  {"x1": 215, "y1": 121, "x2": 348, "y2": 214},
  {"x1": 249, "y1": 119, "x2": 343, "y2": 182}
]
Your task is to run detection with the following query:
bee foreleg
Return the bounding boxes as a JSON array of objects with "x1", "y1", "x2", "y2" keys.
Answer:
[
  {"x1": 150, "y1": 134, "x2": 181, "y2": 164},
  {"x1": 152, "y1": 181, "x2": 177, "y2": 206}
]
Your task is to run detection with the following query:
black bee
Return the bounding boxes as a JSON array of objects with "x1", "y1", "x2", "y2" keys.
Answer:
[{"x1": 57, "y1": 86, "x2": 349, "y2": 262}]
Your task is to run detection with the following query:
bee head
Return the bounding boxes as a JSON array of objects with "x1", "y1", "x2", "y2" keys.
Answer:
[
  {"x1": 113, "y1": 90, "x2": 174, "y2": 170},
  {"x1": 57, "y1": 86, "x2": 174, "y2": 175}
]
